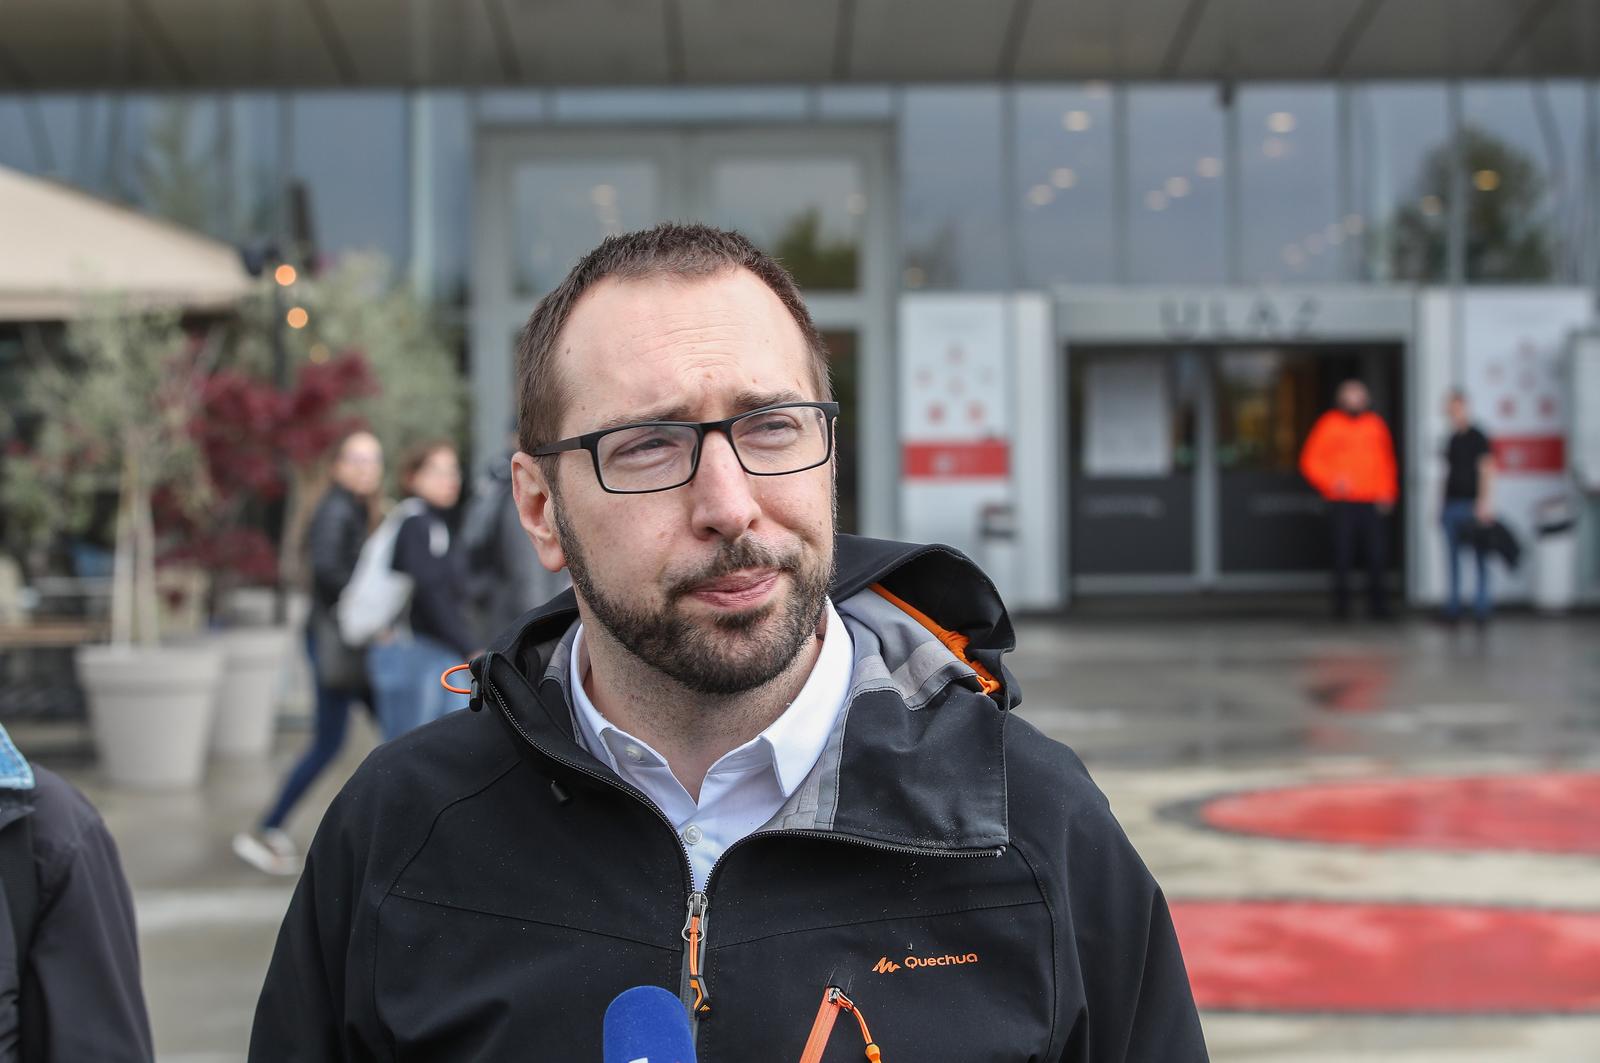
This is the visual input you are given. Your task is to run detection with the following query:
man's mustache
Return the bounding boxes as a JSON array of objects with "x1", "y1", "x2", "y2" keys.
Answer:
[{"x1": 665, "y1": 539, "x2": 800, "y2": 599}]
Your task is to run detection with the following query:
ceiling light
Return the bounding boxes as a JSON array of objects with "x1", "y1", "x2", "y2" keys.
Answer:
[
  {"x1": 1028, "y1": 183, "x2": 1055, "y2": 206},
  {"x1": 1267, "y1": 111, "x2": 1296, "y2": 134},
  {"x1": 1262, "y1": 137, "x2": 1288, "y2": 159},
  {"x1": 1420, "y1": 194, "x2": 1443, "y2": 216},
  {"x1": 1165, "y1": 176, "x2": 1191, "y2": 198},
  {"x1": 1050, "y1": 167, "x2": 1077, "y2": 189},
  {"x1": 1473, "y1": 169, "x2": 1500, "y2": 192},
  {"x1": 1196, "y1": 156, "x2": 1223, "y2": 179},
  {"x1": 1063, "y1": 110, "x2": 1092, "y2": 132},
  {"x1": 1145, "y1": 190, "x2": 1169, "y2": 211}
]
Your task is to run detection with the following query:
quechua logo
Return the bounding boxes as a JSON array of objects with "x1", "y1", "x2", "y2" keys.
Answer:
[{"x1": 873, "y1": 952, "x2": 978, "y2": 974}]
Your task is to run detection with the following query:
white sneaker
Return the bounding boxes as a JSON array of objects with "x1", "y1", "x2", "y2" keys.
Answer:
[{"x1": 232, "y1": 828, "x2": 301, "y2": 876}]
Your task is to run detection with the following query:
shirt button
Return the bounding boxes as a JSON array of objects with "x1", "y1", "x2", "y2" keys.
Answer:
[
  {"x1": 622, "y1": 744, "x2": 643, "y2": 763},
  {"x1": 683, "y1": 824, "x2": 704, "y2": 846}
]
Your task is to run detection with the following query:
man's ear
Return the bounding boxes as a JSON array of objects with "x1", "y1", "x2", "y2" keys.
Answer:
[{"x1": 511, "y1": 452, "x2": 567, "y2": 573}]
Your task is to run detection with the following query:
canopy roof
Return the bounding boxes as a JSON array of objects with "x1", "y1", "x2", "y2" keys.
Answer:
[
  {"x1": 0, "y1": 0, "x2": 1593, "y2": 90},
  {"x1": 0, "y1": 165, "x2": 251, "y2": 322}
]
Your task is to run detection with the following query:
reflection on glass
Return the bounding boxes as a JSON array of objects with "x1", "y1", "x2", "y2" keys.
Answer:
[
  {"x1": 1457, "y1": 81, "x2": 1584, "y2": 282},
  {"x1": 1215, "y1": 350, "x2": 1323, "y2": 472},
  {"x1": 511, "y1": 160, "x2": 660, "y2": 296},
  {"x1": 1015, "y1": 86, "x2": 1114, "y2": 286},
  {"x1": 1128, "y1": 86, "x2": 1226, "y2": 283},
  {"x1": 291, "y1": 92, "x2": 408, "y2": 264},
  {"x1": 1349, "y1": 84, "x2": 1448, "y2": 282},
  {"x1": 820, "y1": 330, "x2": 859, "y2": 533},
  {"x1": 900, "y1": 88, "x2": 1006, "y2": 290},
  {"x1": 707, "y1": 158, "x2": 862, "y2": 291},
  {"x1": 1238, "y1": 85, "x2": 1340, "y2": 283}
]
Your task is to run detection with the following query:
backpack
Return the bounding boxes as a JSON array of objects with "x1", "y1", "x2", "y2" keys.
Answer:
[{"x1": 336, "y1": 498, "x2": 440, "y2": 646}]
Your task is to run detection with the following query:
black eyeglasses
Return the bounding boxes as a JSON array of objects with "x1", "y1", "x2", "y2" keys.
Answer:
[{"x1": 532, "y1": 401, "x2": 840, "y2": 494}]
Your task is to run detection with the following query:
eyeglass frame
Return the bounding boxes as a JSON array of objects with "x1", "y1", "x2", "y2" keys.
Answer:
[{"x1": 530, "y1": 400, "x2": 841, "y2": 495}]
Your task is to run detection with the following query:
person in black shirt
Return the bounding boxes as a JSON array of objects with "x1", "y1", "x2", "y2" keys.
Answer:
[
  {"x1": 1440, "y1": 390, "x2": 1496, "y2": 622},
  {"x1": 366, "y1": 441, "x2": 476, "y2": 740}
]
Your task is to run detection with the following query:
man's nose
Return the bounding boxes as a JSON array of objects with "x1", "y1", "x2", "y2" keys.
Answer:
[{"x1": 687, "y1": 431, "x2": 760, "y2": 540}]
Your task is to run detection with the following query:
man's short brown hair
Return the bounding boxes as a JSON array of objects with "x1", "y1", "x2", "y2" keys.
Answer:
[{"x1": 514, "y1": 223, "x2": 831, "y2": 465}]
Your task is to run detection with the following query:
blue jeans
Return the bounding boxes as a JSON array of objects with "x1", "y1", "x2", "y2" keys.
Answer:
[
  {"x1": 1441, "y1": 499, "x2": 1491, "y2": 619},
  {"x1": 262, "y1": 625, "x2": 362, "y2": 831},
  {"x1": 367, "y1": 635, "x2": 468, "y2": 742}
]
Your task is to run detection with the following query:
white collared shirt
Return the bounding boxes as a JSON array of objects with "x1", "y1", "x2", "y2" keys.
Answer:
[{"x1": 569, "y1": 599, "x2": 854, "y2": 890}]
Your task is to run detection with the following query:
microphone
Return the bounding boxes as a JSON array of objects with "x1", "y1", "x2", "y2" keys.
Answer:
[{"x1": 602, "y1": 985, "x2": 697, "y2": 1063}]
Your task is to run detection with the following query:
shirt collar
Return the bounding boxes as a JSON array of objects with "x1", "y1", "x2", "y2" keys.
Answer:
[{"x1": 568, "y1": 598, "x2": 854, "y2": 799}]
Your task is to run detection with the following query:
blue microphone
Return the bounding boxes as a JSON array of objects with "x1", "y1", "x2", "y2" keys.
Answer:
[{"x1": 602, "y1": 985, "x2": 697, "y2": 1063}]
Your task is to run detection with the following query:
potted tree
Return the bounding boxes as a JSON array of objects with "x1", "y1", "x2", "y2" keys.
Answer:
[
  {"x1": 177, "y1": 349, "x2": 378, "y2": 757},
  {"x1": 6, "y1": 305, "x2": 224, "y2": 787}
]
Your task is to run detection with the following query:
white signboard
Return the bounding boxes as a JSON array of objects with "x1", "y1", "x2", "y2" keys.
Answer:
[
  {"x1": 1082, "y1": 357, "x2": 1171, "y2": 478},
  {"x1": 1417, "y1": 289, "x2": 1591, "y2": 603}
]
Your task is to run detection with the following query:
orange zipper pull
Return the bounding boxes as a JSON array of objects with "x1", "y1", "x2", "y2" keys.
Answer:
[
  {"x1": 797, "y1": 986, "x2": 883, "y2": 1063},
  {"x1": 681, "y1": 892, "x2": 711, "y2": 1017}
]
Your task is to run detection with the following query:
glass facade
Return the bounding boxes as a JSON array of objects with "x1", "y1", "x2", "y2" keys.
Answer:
[
  {"x1": 1128, "y1": 86, "x2": 1227, "y2": 283},
  {"x1": 2, "y1": 78, "x2": 1596, "y2": 325}
]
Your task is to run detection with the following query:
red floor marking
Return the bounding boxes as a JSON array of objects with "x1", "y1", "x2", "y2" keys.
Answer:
[
  {"x1": 1171, "y1": 900, "x2": 1600, "y2": 1014},
  {"x1": 1198, "y1": 774, "x2": 1600, "y2": 854}
]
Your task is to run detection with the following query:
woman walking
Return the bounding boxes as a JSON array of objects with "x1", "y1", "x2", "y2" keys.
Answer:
[
  {"x1": 366, "y1": 440, "x2": 476, "y2": 741},
  {"x1": 233, "y1": 430, "x2": 383, "y2": 876}
]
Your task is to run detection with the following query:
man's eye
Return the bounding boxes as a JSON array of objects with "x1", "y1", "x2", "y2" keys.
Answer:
[{"x1": 606, "y1": 430, "x2": 688, "y2": 464}]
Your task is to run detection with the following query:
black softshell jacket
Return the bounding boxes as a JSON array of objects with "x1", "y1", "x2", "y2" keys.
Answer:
[{"x1": 250, "y1": 536, "x2": 1207, "y2": 1061}]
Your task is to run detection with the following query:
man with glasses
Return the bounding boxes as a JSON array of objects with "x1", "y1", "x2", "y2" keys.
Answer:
[{"x1": 251, "y1": 223, "x2": 1205, "y2": 1061}]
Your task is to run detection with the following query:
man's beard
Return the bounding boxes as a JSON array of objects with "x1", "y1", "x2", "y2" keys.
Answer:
[{"x1": 553, "y1": 500, "x2": 834, "y2": 697}]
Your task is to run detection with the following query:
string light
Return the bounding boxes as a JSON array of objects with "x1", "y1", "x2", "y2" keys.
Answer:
[
  {"x1": 273, "y1": 264, "x2": 297, "y2": 286},
  {"x1": 286, "y1": 307, "x2": 309, "y2": 329}
]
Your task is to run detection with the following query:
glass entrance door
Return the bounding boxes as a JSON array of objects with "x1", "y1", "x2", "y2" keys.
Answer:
[
  {"x1": 1215, "y1": 345, "x2": 1405, "y2": 582},
  {"x1": 1068, "y1": 348, "x2": 1203, "y2": 590},
  {"x1": 474, "y1": 127, "x2": 892, "y2": 536},
  {"x1": 1067, "y1": 343, "x2": 1405, "y2": 592}
]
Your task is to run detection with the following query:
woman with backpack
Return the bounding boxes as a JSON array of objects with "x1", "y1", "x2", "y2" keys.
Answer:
[
  {"x1": 364, "y1": 440, "x2": 476, "y2": 741},
  {"x1": 233, "y1": 430, "x2": 383, "y2": 877}
]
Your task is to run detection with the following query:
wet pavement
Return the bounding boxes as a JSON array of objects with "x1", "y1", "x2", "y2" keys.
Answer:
[{"x1": 25, "y1": 610, "x2": 1600, "y2": 1061}]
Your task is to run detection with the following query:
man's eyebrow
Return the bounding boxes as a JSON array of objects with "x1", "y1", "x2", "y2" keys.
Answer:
[{"x1": 589, "y1": 390, "x2": 807, "y2": 432}]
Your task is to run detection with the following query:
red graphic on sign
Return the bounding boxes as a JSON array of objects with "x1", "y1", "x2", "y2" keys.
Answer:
[
  {"x1": 903, "y1": 440, "x2": 1009, "y2": 480},
  {"x1": 926, "y1": 403, "x2": 945, "y2": 425},
  {"x1": 1493, "y1": 435, "x2": 1565, "y2": 473},
  {"x1": 1499, "y1": 396, "x2": 1517, "y2": 419}
]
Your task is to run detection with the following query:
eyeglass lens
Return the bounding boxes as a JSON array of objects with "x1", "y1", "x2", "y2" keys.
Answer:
[{"x1": 594, "y1": 405, "x2": 830, "y2": 492}]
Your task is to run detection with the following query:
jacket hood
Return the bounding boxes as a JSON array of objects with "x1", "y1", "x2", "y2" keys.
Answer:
[{"x1": 471, "y1": 535, "x2": 1017, "y2": 854}]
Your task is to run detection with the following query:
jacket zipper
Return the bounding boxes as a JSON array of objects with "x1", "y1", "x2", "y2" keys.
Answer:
[{"x1": 484, "y1": 667, "x2": 1004, "y2": 1045}]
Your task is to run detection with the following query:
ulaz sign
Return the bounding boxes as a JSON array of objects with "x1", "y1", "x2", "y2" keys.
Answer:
[{"x1": 1160, "y1": 295, "x2": 1320, "y2": 341}]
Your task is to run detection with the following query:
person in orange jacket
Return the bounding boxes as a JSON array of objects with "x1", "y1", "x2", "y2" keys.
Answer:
[{"x1": 1299, "y1": 379, "x2": 1398, "y2": 619}]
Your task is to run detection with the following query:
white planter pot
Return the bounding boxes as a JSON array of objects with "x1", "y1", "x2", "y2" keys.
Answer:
[
  {"x1": 209, "y1": 626, "x2": 295, "y2": 757},
  {"x1": 78, "y1": 644, "x2": 223, "y2": 789}
]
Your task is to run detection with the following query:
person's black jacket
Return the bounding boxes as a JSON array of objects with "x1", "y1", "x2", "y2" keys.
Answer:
[
  {"x1": 391, "y1": 504, "x2": 476, "y2": 659},
  {"x1": 0, "y1": 743, "x2": 152, "y2": 1063},
  {"x1": 306, "y1": 484, "x2": 370, "y2": 615},
  {"x1": 250, "y1": 536, "x2": 1207, "y2": 1061}
]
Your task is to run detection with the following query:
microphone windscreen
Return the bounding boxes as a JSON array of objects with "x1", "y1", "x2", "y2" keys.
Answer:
[{"x1": 602, "y1": 985, "x2": 697, "y2": 1063}]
